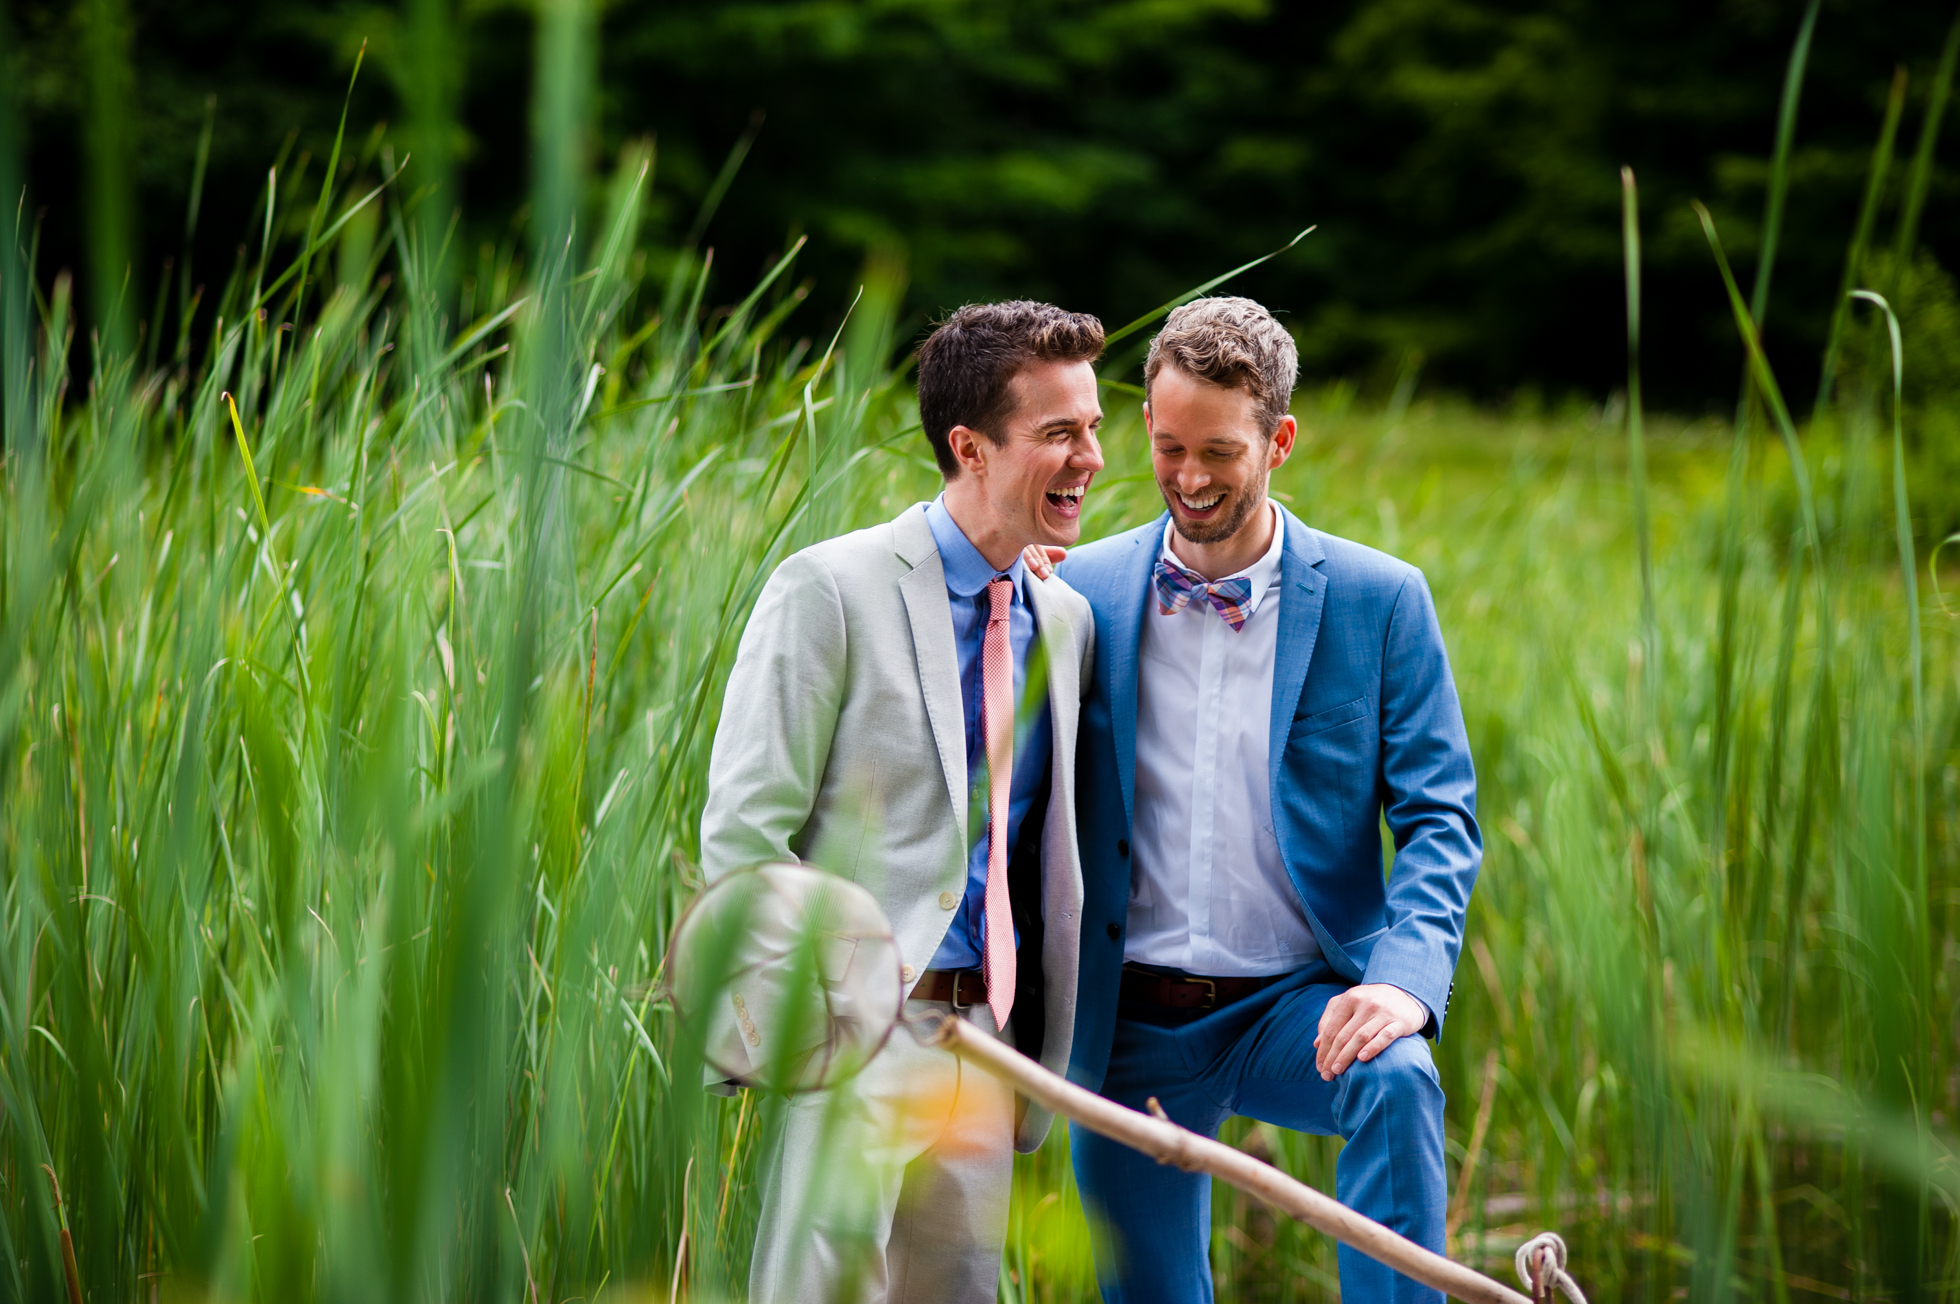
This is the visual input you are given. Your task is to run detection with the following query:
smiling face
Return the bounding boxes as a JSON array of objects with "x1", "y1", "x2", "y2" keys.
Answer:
[
  {"x1": 1147, "y1": 364, "x2": 1296, "y2": 547},
  {"x1": 943, "y1": 358, "x2": 1104, "y2": 566}
]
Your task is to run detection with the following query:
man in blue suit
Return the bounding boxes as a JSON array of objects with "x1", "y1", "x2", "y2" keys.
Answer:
[{"x1": 1049, "y1": 296, "x2": 1481, "y2": 1304}]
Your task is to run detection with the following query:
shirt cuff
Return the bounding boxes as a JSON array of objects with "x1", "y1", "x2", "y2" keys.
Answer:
[{"x1": 1388, "y1": 984, "x2": 1434, "y2": 1036}]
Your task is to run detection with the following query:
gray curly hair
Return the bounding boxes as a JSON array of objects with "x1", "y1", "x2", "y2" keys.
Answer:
[{"x1": 1143, "y1": 296, "x2": 1298, "y2": 436}]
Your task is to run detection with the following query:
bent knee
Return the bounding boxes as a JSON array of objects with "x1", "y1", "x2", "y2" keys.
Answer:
[{"x1": 1344, "y1": 1034, "x2": 1441, "y2": 1098}]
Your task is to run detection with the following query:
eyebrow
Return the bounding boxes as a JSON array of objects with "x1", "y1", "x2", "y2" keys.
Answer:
[
  {"x1": 1144, "y1": 431, "x2": 1238, "y2": 447},
  {"x1": 1153, "y1": 428, "x2": 1247, "y2": 449}
]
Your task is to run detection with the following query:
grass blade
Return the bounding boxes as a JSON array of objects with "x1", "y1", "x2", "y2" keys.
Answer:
[
  {"x1": 290, "y1": 41, "x2": 367, "y2": 327},
  {"x1": 1696, "y1": 202, "x2": 1825, "y2": 565},
  {"x1": 1102, "y1": 226, "x2": 1317, "y2": 349},
  {"x1": 686, "y1": 111, "x2": 764, "y2": 250},
  {"x1": 1621, "y1": 168, "x2": 1655, "y2": 664},
  {"x1": 82, "y1": 0, "x2": 134, "y2": 355},
  {"x1": 1815, "y1": 66, "x2": 1908, "y2": 417},
  {"x1": 0, "y1": 0, "x2": 28, "y2": 451},
  {"x1": 1892, "y1": 5, "x2": 1960, "y2": 263},
  {"x1": 1852, "y1": 286, "x2": 1927, "y2": 1001},
  {"x1": 1751, "y1": 0, "x2": 1822, "y2": 327}
]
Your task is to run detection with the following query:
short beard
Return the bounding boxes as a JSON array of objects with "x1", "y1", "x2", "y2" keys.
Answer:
[{"x1": 1164, "y1": 479, "x2": 1267, "y2": 545}]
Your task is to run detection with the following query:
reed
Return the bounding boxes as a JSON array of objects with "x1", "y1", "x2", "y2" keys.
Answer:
[{"x1": 0, "y1": 22, "x2": 1954, "y2": 1304}]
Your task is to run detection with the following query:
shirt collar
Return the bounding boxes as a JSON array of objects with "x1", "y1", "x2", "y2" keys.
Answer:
[
  {"x1": 1158, "y1": 499, "x2": 1286, "y2": 616},
  {"x1": 924, "y1": 495, "x2": 1029, "y2": 601}
]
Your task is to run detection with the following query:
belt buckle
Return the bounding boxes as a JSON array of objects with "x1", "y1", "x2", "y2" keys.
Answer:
[
  {"x1": 951, "y1": 970, "x2": 977, "y2": 1010},
  {"x1": 1192, "y1": 977, "x2": 1217, "y2": 1009}
]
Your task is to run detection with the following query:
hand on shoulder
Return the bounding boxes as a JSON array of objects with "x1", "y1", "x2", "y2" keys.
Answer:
[{"x1": 1023, "y1": 543, "x2": 1066, "y2": 580}]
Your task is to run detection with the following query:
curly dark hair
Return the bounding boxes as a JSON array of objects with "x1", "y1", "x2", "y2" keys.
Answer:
[{"x1": 916, "y1": 301, "x2": 1105, "y2": 478}]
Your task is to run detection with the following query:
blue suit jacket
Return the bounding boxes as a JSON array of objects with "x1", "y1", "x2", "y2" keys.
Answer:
[{"x1": 1058, "y1": 506, "x2": 1481, "y2": 1092}]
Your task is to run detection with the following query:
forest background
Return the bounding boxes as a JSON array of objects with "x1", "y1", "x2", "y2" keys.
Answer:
[{"x1": 11, "y1": 0, "x2": 1960, "y2": 409}]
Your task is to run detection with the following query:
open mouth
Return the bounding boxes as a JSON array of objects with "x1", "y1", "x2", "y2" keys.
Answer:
[
  {"x1": 1175, "y1": 489, "x2": 1224, "y2": 518},
  {"x1": 1045, "y1": 484, "x2": 1087, "y2": 518}
]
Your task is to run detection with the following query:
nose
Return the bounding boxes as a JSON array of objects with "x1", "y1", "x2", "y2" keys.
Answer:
[{"x1": 1072, "y1": 428, "x2": 1105, "y2": 474}]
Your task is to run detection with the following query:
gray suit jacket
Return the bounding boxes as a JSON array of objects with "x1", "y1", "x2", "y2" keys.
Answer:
[{"x1": 701, "y1": 502, "x2": 1094, "y2": 1151}]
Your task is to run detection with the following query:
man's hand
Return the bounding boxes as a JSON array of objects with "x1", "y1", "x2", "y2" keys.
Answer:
[
  {"x1": 1022, "y1": 544, "x2": 1066, "y2": 580},
  {"x1": 1314, "y1": 983, "x2": 1427, "y2": 1081}
]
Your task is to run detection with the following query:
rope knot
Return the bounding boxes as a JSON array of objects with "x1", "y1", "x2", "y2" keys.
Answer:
[{"x1": 1514, "y1": 1231, "x2": 1587, "y2": 1304}]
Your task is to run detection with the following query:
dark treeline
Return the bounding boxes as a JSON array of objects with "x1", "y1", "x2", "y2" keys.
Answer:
[{"x1": 8, "y1": 0, "x2": 1960, "y2": 407}]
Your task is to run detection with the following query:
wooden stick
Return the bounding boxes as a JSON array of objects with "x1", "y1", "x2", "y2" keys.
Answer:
[{"x1": 922, "y1": 1012, "x2": 1532, "y2": 1304}]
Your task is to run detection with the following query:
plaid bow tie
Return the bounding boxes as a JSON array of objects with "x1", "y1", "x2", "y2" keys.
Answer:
[{"x1": 1154, "y1": 557, "x2": 1254, "y2": 631}]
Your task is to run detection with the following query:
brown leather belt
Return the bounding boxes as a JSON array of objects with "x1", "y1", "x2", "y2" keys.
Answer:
[
  {"x1": 914, "y1": 968, "x2": 988, "y2": 1007},
  {"x1": 1121, "y1": 963, "x2": 1279, "y2": 1011}
]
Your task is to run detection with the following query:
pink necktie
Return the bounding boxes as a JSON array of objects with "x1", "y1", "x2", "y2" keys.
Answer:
[{"x1": 980, "y1": 576, "x2": 1017, "y2": 1031}]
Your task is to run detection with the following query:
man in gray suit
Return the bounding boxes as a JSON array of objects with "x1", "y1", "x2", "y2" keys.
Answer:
[{"x1": 700, "y1": 301, "x2": 1105, "y2": 1304}]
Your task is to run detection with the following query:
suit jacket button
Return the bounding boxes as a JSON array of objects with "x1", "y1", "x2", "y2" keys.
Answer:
[
  {"x1": 902, "y1": 965, "x2": 916, "y2": 983},
  {"x1": 939, "y1": 891, "x2": 958, "y2": 910},
  {"x1": 1117, "y1": 839, "x2": 1130, "y2": 857},
  {"x1": 1107, "y1": 922, "x2": 1122, "y2": 940}
]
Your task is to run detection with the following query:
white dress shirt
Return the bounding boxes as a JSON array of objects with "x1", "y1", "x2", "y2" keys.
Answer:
[{"x1": 1126, "y1": 500, "x2": 1322, "y2": 977}]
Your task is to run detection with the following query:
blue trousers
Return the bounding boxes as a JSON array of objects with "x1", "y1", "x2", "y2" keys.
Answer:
[{"x1": 1071, "y1": 962, "x2": 1446, "y2": 1304}]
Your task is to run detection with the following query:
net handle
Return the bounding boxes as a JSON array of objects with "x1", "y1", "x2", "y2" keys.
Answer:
[{"x1": 914, "y1": 1009, "x2": 1548, "y2": 1304}]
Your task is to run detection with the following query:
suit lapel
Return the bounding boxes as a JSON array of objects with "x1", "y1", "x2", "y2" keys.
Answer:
[
  {"x1": 1268, "y1": 505, "x2": 1327, "y2": 790},
  {"x1": 893, "y1": 507, "x2": 970, "y2": 847},
  {"x1": 1026, "y1": 573, "x2": 1079, "y2": 774},
  {"x1": 1110, "y1": 517, "x2": 1162, "y2": 831}
]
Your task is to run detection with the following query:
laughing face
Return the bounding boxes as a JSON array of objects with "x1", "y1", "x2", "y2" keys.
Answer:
[
  {"x1": 943, "y1": 358, "x2": 1104, "y2": 566},
  {"x1": 1146, "y1": 364, "x2": 1294, "y2": 549}
]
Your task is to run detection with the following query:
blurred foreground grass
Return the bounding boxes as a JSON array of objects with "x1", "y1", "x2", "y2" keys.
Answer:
[{"x1": 0, "y1": 127, "x2": 1954, "y2": 1304}]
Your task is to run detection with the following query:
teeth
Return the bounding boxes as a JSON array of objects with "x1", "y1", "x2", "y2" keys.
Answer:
[
  {"x1": 1051, "y1": 486, "x2": 1085, "y2": 500},
  {"x1": 1180, "y1": 492, "x2": 1222, "y2": 510}
]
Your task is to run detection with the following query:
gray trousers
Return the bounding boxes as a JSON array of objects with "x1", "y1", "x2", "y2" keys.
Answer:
[{"x1": 748, "y1": 1000, "x2": 1016, "y2": 1304}]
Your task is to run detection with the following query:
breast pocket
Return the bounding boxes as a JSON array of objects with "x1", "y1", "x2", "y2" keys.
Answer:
[
  {"x1": 1294, "y1": 695, "x2": 1368, "y2": 736},
  {"x1": 1284, "y1": 696, "x2": 1375, "y2": 847}
]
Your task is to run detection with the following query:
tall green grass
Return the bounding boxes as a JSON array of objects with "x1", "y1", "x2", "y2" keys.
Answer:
[
  {"x1": 0, "y1": 110, "x2": 926, "y2": 1298},
  {"x1": 1, "y1": 26, "x2": 1955, "y2": 1304}
]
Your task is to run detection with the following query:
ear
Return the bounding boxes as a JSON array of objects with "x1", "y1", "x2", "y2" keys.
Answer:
[
  {"x1": 945, "y1": 424, "x2": 991, "y2": 479},
  {"x1": 1142, "y1": 402, "x2": 1154, "y2": 437},
  {"x1": 1268, "y1": 414, "x2": 1298, "y2": 470}
]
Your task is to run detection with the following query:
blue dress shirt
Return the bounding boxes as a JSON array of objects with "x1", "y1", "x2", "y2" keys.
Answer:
[{"x1": 923, "y1": 496, "x2": 1052, "y2": 971}]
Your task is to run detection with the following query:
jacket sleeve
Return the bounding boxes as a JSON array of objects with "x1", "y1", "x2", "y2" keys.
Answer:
[
  {"x1": 1362, "y1": 569, "x2": 1482, "y2": 1037},
  {"x1": 698, "y1": 551, "x2": 848, "y2": 881}
]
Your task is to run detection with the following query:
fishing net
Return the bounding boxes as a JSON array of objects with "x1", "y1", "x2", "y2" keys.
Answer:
[{"x1": 668, "y1": 862, "x2": 905, "y2": 1093}]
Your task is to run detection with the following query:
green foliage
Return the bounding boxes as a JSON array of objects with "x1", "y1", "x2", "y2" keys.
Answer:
[
  {"x1": 0, "y1": 5, "x2": 1957, "y2": 1299},
  {"x1": 13, "y1": 1, "x2": 1960, "y2": 404},
  {"x1": 0, "y1": 146, "x2": 1956, "y2": 1297},
  {"x1": 981, "y1": 383, "x2": 1957, "y2": 1303},
  {"x1": 0, "y1": 128, "x2": 924, "y2": 1300},
  {"x1": 1835, "y1": 248, "x2": 1960, "y2": 544}
]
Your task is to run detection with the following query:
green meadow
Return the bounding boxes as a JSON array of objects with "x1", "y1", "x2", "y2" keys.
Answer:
[{"x1": 1, "y1": 22, "x2": 1955, "y2": 1304}]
